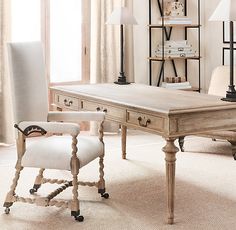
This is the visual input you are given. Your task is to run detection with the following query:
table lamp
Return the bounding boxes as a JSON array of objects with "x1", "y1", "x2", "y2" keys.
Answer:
[
  {"x1": 209, "y1": 0, "x2": 236, "y2": 101},
  {"x1": 106, "y1": 7, "x2": 137, "y2": 85}
]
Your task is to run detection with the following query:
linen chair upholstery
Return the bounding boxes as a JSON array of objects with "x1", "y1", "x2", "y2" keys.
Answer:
[
  {"x1": 7, "y1": 42, "x2": 48, "y2": 123},
  {"x1": 178, "y1": 66, "x2": 236, "y2": 159},
  {"x1": 3, "y1": 42, "x2": 109, "y2": 222}
]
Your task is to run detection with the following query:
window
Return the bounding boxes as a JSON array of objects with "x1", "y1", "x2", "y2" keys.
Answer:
[
  {"x1": 50, "y1": 0, "x2": 81, "y2": 83},
  {"x1": 11, "y1": 0, "x2": 41, "y2": 42},
  {"x1": 11, "y1": 0, "x2": 90, "y2": 84},
  {"x1": 48, "y1": 0, "x2": 90, "y2": 84}
]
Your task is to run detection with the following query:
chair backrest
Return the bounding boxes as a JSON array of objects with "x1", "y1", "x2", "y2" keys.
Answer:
[
  {"x1": 7, "y1": 42, "x2": 49, "y2": 124},
  {"x1": 208, "y1": 65, "x2": 236, "y2": 96}
]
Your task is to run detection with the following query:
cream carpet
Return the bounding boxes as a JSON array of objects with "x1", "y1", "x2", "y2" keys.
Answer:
[{"x1": 0, "y1": 131, "x2": 236, "y2": 230}]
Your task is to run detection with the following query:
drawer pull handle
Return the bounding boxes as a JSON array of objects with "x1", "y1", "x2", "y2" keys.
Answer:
[
  {"x1": 96, "y1": 107, "x2": 107, "y2": 113},
  {"x1": 138, "y1": 117, "x2": 151, "y2": 127},
  {"x1": 64, "y1": 99, "x2": 73, "y2": 107}
]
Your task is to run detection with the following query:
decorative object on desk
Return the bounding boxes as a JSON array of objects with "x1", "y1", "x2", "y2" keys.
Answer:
[
  {"x1": 164, "y1": 0, "x2": 184, "y2": 17},
  {"x1": 155, "y1": 40, "x2": 197, "y2": 58},
  {"x1": 106, "y1": 7, "x2": 137, "y2": 85},
  {"x1": 209, "y1": 0, "x2": 236, "y2": 102}
]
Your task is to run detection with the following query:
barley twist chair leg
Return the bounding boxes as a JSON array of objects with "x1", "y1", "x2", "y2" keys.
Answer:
[
  {"x1": 30, "y1": 168, "x2": 45, "y2": 194},
  {"x1": 98, "y1": 121, "x2": 109, "y2": 199},
  {"x1": 3, "y1": 164, "x2": 24, "y2": 213},
  {"x1": 98, "y1": 155, "x2": 105, "y2": 190},
  {"x1": 98, "y1": 154, "x2": 109, "y2": 199},
  {"x1": 3, "y1": 133, "x2": 25, "y2": 214},
  {"x1": 70, "y1": 136, "x2": 84, "y2": 222}
]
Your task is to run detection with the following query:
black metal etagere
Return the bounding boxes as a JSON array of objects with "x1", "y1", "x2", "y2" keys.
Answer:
[{"x1": 148, "y1": 0, "x2": 201, "y2": 92}]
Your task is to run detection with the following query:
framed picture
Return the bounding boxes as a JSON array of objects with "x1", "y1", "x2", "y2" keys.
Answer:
[
  {"x1": 223, "y1": 21, "x2": 236, "y2": 44},
  {"x1": 222, "y1": 47, "x2": 236, "y2": 65}
]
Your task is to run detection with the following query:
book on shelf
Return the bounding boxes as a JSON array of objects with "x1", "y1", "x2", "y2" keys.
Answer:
[
  {"x1": 156, "y1": 46, "x2": 193, "y2": 53},
  {"x1": 155, "y1": 40, "x2": 197, "y2": 58},
  {"x1": 161, "y1": 81, "x2": 192, "y2": 89},
  {"x1": 160, "y1": 40, "x2": 188, "y2": 46}
]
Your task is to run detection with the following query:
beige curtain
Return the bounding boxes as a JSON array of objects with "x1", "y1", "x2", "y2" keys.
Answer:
[
  {"x1": 90, "y1": 0, "x2": 135, "y2": 83},
  {"x1": 0, "y1": 0, "x2": 14, "y2": 144},
  {"x1": 90, "y1": 0, "x2": 135, "y2": 133}
]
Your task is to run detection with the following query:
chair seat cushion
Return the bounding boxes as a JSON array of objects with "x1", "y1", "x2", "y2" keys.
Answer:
[{"x1": 21, "y1": 135, "x2": 104, "y2": 170}]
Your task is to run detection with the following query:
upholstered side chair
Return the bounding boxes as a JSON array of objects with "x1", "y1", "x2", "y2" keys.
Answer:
[
  {"x1": 3, "y1": 42, "x2": 109, "y2": 222},
  {"x1": 178, "y1": 66, "x2": 236, "y2": 159}
]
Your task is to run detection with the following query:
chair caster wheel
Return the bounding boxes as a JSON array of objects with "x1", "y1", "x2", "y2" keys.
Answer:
[
  {"x1": 29, "y1": 188, "x2": 37, "y2": 194},
  {"x1": 5, "y1": 207, "x2": 10, "y2": 214},
  {"x1": 75, "y1": 215, "x2": 84, "y2": 222},
  {"x1": 101, "y1": 193, "x2": 109, "y2": 199}
]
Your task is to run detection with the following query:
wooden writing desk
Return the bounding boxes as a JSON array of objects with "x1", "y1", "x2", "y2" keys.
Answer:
[{"x1": 50, "y1": 83, "x2": 236, "y2": 224}]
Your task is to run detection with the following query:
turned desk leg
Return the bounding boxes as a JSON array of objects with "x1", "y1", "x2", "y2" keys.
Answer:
[
  {"x1": 162, "y1": 138, "x2": 178, "y2": 224},
  {"x1": 121, "y1": 125, "x2": 127, "y2": 159}
]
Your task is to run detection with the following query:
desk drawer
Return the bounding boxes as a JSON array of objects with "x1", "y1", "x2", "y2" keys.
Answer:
[
  {"x1": 81, "y1": 100, "x2": 125, "y2": 121},
  {"x1": 54, "y1": 93, "x2": 79, "y2": 110},
  {"x1": 127, "y1": 110, "x2": 164, "y2": 131}
]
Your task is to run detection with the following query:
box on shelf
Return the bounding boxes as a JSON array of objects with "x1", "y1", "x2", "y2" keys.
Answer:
[
  {"x1": 155, "y1": 40, "x2": 197, "y2": 58},
  {"x1": 166, "y1": 76, "x2": 182, "y2": 83}
]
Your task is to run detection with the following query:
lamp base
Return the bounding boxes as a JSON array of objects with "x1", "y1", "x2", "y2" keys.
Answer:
[
  {"x1": 221, "y1": 89, "x2": 236, "y2": 102},
  {"x1": 114, "y1": 72, "x2": 131, "y2": 85},
  {"x1": 114, "y1": 81, "x2": 131, "y2": 85}
]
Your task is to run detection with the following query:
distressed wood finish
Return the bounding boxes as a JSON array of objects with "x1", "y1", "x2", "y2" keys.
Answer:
[
  {"x1": 34, "y1": 168, "x2": 45, "y2": 185},
  {"x1": 98, "y1": 120, "x2": 106, "y2": 191},
  {"x1": 50, "y1": 83, "x2": 236, "y2": 224},
  {"x1": 51, "y1": 84, "x2": 236, "y2": 138},
  {"x1": 121, "y1": 125, "x2": 127, "y2": 159},
  {"x1": 162, "y1": 138, "x2": 178, "y2": 224},
  {"x1": 70, "y1": 135, "x2": 80, "y2": 213},
  {"x1": 4, "y1": 133, "x2": 25, "y2": 207}
]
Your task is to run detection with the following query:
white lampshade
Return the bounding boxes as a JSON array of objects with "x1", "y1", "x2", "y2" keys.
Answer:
[
  {"x1": 209, "y1": 0, "x2": 236, "y2": 21},
  {"x1": 106, "y1": 7, "x2": 137, "y2": 25}
]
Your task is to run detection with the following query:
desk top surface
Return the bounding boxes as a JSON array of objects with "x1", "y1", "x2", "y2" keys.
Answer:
[{"x1": 51, "y1": 83, "x2": 236, "y2": 114}]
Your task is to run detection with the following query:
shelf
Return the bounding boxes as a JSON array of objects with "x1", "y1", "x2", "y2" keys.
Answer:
[
  {"x1": 148, "y1": 24, "x2": 200, "y2": 28},
  {"x1": 148, "y1": 0, "x2": 201, "y2": 89},
  {"x1": 148, "y1": 56, "x2": 201, "y2": 61},
  {"x1": 161, "y1": 86, "x2": 200, "y2": 92},
  {"x1": 181, "y1": 87, "x2": 200, "y2": 92}
]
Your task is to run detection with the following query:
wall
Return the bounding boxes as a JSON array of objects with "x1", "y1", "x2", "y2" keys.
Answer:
[
  {"x1": 133, "y1": 0, "x2": 224, "y2": 92},
  {"x1": 204, "y1": 0, "x2": 223, "y2": 91},
  {"x1": 133, "y1": 0, "x2": 149, "y2": 84}
]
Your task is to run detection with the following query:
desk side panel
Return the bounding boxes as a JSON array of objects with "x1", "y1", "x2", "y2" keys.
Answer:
[{"x1": 169, "y1": 108, "x2": 236, "y2": 137}]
